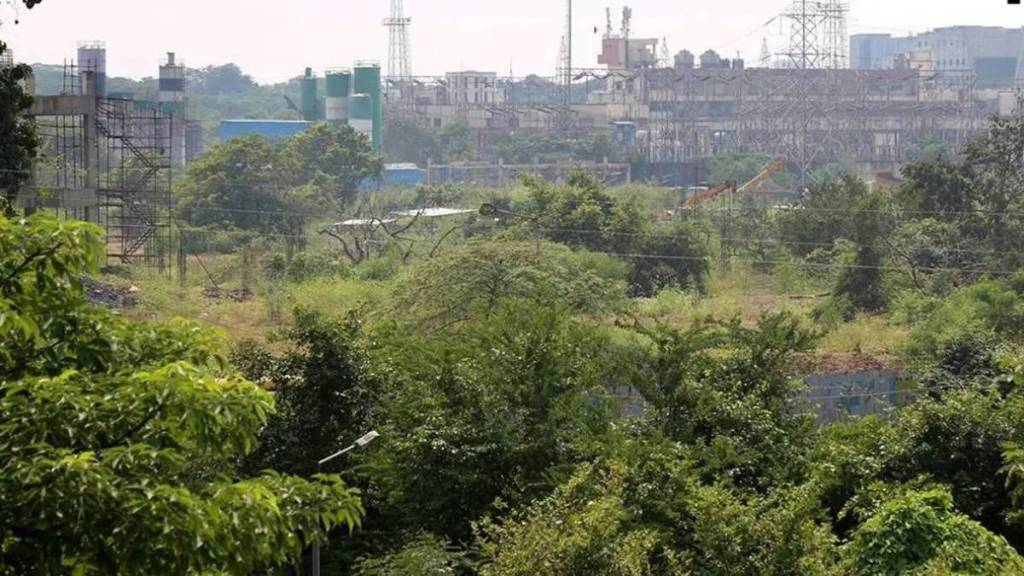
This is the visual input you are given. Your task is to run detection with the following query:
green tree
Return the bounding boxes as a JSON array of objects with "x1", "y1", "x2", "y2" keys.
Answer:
[
  {"x1": 0, "y1": 215, "x2": 363, "y2": 574},
  {"x1": 437, "y1": 120, "x2": 474, "y2": 162},
  {"x1": 0, "y1": 43, "x2": 37, "y2": 215},
  {"x1": 234, "y1": 309, "x2": 380, "y2": 478},
  {"x1": 367, "y1": 300, "x2": 615, "y2": 540},
  {"x1": 384, "y1": 117, "x2": 440, "y2": 164},
  {"x1": 176, "y1": 134, "x2": 301, "y2": 234},
  {"x1": 629, "y1": 313, "x2": 819, "y2": 489},
  {"x1": 478, "y1": 462, "x2": 679, "y2": 576},
  {"x1": 355, "y1": 533, "x2": 469, "y2": 576},
  {"x1": 478, "y1": 445, "x2": 839, "y2": 576},
  {"x1": 843, "y1": 488, "x2": 1024, "y2": 575},
  {"x1": 518, "y1": 171, "x2": 708, "y2": 297},
  {"x1": 389, "y1": 239, "x2": 628, "y2": 331},
  {"x1": 831, "y1": 193, "x2": 891, "y2": 316},
  {"x1": 810, "y1": 379, "x2": 1024, "y2": 550},
  {"x1": 898, "y1": 158, "x2": 974, "y2": 219},
  {"x1": 777, "y1": 174, "x2": 870, "y2": 257},
  {"x1": 629, "y1": 221, "x2": 709, "y2": 297},
  {"x1": 194, "y1": 63, "x2": 256, "y2": 95},
  {"x1": 283, "y1": 122, "x2": 383, "y2": 206}
]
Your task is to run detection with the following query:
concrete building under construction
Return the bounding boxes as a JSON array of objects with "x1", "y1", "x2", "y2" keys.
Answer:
[{"x1": 18, "y1": 44, "x2": 200, "y2": 266}]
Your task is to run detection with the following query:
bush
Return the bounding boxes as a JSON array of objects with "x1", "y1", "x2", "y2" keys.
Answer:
[
  {"x1": 264, "y1": 251, "x2": 351, "y2": 283},
  {"x1": 389, "y1": 239, "x2": 628, "y2": 331},
  {"x1": 904, "y1": 274, "x2": 1024, "y2": 367}
]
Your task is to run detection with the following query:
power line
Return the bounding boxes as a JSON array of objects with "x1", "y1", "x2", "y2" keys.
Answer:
[
  {"x1": 139, "y1": 224, "x2": 1021, "y2": 277},
  {"x1": 524, "y1": 224, "x2": 1024, "y2": 258}
]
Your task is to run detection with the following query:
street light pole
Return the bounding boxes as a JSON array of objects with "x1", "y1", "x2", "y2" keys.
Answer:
[{"x1": 311, "y1": 431, "x2": 380, "y2": 576}]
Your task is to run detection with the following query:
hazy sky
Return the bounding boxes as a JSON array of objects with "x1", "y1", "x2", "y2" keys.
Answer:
[{"x1": 1, "y1": 0, "x2": 1022, "y2": 84}]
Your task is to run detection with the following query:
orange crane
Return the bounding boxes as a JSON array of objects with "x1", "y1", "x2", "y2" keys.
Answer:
[{"x1": 681, "y1": 159, "x2": 785, "y2": 210}]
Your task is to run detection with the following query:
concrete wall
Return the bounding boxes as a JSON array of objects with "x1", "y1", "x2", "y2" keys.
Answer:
[{"x1": 803, "y1": 370, "x2": 905, "y2": 425}]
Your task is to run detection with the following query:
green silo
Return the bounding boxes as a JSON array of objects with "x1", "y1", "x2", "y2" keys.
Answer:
[
  {"x1": 324, "y1": 69, "x2": 351, "y2": 123},
  {"x1": 349, "y1": 94, "x2": 374, "y2": 143},
  {"x1": 353, "y1": 63, "x2": 382, "y2": 152},
  {"x1": 300, "y1": 67, "x2": 319, "y2": 122}
]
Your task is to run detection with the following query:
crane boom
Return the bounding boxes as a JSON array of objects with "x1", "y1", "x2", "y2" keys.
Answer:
[
  {"x1": 735, "y1": 159, "x2": 785, "y2": 195},
  {"x1": 681, "y1": 159, "x2": 785, "y2": 210}
]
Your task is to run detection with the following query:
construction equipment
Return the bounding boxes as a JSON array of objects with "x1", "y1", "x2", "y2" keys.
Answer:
[
  {"x1": 681, "y1": 158, "x2": 785, "y2": 209},
  {"x1": 735, "y1": 159, "x2": 785, "y2": 194},
  {"x1": 683, "y1": 181, "x2": 735, "y2": 209}
]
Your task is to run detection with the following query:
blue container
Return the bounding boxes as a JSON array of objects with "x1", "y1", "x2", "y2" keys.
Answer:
[
  {"x1": 383, "y1": 163, "x2": 424, "y2": 187},
  {"x1": 609, "y1": 121, "x2": 637, "y2": 147},
  {"x1": 219, "y1": 119, "x2": 311, "y2": 142}
]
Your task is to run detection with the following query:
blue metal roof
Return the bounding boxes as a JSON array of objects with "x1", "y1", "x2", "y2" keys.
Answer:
[{"x1": 219, "y1": 119, "x2": 311, "y2": 142}]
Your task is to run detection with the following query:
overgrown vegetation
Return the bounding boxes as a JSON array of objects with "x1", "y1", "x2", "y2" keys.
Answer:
[{"x1": 10, "y1": 37, "x2": 1024, "y2": 573}]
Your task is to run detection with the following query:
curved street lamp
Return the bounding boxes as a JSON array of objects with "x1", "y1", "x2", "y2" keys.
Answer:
[{"x1": 312, "y1": 430, "x2": 380, "y2": 576}]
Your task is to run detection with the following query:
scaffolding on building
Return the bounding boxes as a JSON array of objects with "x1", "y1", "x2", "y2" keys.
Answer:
[{"x1": 25, "y1": 61, "x2": 174, "y2": 268}]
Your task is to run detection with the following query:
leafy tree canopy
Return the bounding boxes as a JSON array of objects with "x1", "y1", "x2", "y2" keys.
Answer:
[
  {"x1": 0, "y1": 44, "x2": 37, "y2": 215},
  {"x1": 844, "y1": 488, "x2": 1024, "y2": 575},
  {"x1": 193, "y1": 63, "x2": 256, "y2": 95},
  {"x1": 177, "y1": 124, "x2": 381, "y2": 234},
  {"x1": 0, "y1": 215, "x2": 363, "y2": 574},
  {"x1": 516, "y1": 171, "x2": 709, "y2": 296}
]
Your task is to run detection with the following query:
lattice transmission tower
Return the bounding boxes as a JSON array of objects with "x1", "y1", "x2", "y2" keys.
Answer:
[
  {"x1": 558, "y1": 0, "x2": 573, "y2": 104},
  {"x1": 821, "y1": 0, "x2": 849, "y2": 69},
  {"x1": 779, "y1": 0, "x2": 848, "y2": 70},
  {"x1": 383, "y1": 0, "x2": 412, "y2": 80}
]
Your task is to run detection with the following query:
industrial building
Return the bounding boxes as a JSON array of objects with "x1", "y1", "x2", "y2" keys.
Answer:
[
  {"x1": 236, "y1": 62, "x2": 384, "y2": 151},
  {"x1": 851, "y1": 26, "x2": 1024, "y2": 87}
]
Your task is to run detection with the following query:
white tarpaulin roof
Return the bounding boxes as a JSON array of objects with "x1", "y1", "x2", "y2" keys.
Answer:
[
  {"x1": 333, "y1": 218, "x2": 397, "y2": 227},
  {"x1": 390, "y1": 208, "x2": 475, "y2": 218}
]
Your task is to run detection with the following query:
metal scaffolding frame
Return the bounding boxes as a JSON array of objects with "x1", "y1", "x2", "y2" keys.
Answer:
[{"x1": 25, "y1": 61, "x2": 174, "y2": 268}]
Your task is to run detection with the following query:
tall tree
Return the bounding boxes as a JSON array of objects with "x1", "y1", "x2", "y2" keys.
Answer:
[
  {"x1": 0, "y1": 43, "x2": 37, "y2": 215},
  {"x1": 176, "y1": 134, "x2": 301, "y2": 234},
  {"x1": 282, "y1": 122, "x2": 383, "y2": 206}
]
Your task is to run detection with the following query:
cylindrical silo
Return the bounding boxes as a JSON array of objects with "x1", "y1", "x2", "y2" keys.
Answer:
[
  {"x1": 159, "y1": 52, "x2": 188, "y2": 167},
  {"x1": 349, "y1": 94, "x2": 374, "y2": 141},
  {"x1": 353, "y1": 62, "x2": 382, "y2": 152},
  {"x1": 300, "y1": 67, "x2": 320, "y2": 121},
  {"x1": 158, "y1": 52, "x2": 187, "y2": 115},
  {"x1": 324, "y1": 68, "x2": 351, "y2": 124},
  {"x1": 77, "y1": 41, "x2": 107, "y2": 97}
]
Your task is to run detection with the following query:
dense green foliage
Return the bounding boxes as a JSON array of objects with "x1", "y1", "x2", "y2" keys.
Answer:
[
  {"x1": 0, "y1": 44, "x2": 36, "y2": 215},
  {"x1": 517, "y1": 171, "x2": 709, "y2": 296},
  {"x1": 177, "y1": 123, "x2": 381, "y2": 234},
  {"x1": 844, "y1": 488, "x2": 1024, "y2": 575},
  {"x1": 384, "y1": 118, "x2": 475, "y2": 164},
  {"x1": 11, "y1": 27, "x2": 1024, "y2": 572},
  {"x1": 0, "y1": 216, "x2": 363, "y2": 574}
]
